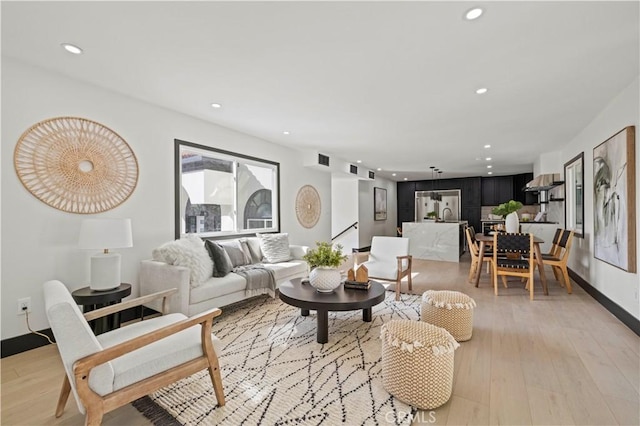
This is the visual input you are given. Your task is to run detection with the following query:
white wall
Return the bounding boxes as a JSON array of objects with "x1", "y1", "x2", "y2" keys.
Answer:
[
  {"x1": 331, "y1": 176, "x2": 359, "y2": 252},
  {"x1": 537, "y1": 76, "x2": 640, "y2": 319},
  {"x1": 358, "y1": 177, "x2": 398, "y2": 248},
  {"x1": 1, "y1": 58, "x2": 331, "y2": 340}
]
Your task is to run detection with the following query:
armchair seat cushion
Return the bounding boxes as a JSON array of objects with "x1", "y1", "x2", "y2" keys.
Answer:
[
  {"x1": 97, "y1": 313, "x2": 222, "y2": 393},
  {"x1": 362, "y1": 260, "x2": 409, "y2": 281}
]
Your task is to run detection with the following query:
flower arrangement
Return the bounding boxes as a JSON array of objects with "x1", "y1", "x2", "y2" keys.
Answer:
[
  {"x1": 303, "y1": 241, "x2": 347, "y2": 268},
  {"x1": 491, "y1": 200, "x2": 523, "y2": 218}
]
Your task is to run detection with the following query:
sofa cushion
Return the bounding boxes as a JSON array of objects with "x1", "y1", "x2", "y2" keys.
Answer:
[
  {"x1": 245, "y1": 238, "x2": 263, "y2": 263},
  {"x1": 258, "y1": 233, "x2": 292, "y2": 263},
  {"x1": 263, "y1": 260, "x2": 309, "y2": 282},
  {"x1": 218, "y1": 240, "x2": 251, "y2": 267},
  {"x1": 205, "y1": 240, "x2": 234, "y2": 277},
  {"x1": 152, "y1": 238, "x2": 213, "y2": 287},
  {"x1": 190, "y1": 273, "x2": 247, "y2": 304}
]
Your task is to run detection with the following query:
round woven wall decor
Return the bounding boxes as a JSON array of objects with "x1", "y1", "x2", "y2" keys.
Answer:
[
  {"x1": 295, "y1": 185, "x2": 321, "y2": 228},
  {"x1": 13, "y1": 117, "x2": 138, "y2": 214}
]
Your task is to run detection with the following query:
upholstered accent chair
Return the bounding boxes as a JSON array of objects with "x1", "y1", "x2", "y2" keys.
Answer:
[
  {"x1": 43, "y1": 280, "x2": 225, "y2": 426},
  {"x1": 362, "y1": 236, "x2": 412, "y2": 301},
  {"x1": 492, "y1": 233, "x2": 535, "y2": 299}
]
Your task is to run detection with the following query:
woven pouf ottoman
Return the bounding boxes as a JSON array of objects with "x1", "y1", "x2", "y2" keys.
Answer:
[
  {"x1": 381, "y1": 319, "x2": 459, "y2": 409},
  {"x1": 421, "y1": 290, "x2": 476, "y2": 342}
]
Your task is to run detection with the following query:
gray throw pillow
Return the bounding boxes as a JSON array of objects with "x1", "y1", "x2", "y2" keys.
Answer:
[
  {"x1": 218, "y1": 240, "x2": 251, "y2": 267},
  {"x1": 258, "y1": 233, "x2": 292, "y2": 263},
  {"x1": 205, "y1": 240, "x2": 234, "y2": 277}
]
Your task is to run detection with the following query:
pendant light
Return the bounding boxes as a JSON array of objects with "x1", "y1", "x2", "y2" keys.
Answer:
[{"x1": 429, "y1": 166, "x2": 438, "y2": 200}]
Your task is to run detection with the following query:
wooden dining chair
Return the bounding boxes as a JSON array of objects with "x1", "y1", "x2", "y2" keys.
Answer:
[
  {"x1": 493, "y1": 233, "x2": 535, "y2": 299},
  {"x1": 465, "y1": 227, "x2": 493, "y2": 285},
  {"x1": 542, "y1": 230, "x2": 574, "y2": 293}
]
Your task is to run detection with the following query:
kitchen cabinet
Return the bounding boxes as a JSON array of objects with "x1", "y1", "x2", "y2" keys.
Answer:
[
  {"x1": 481, "y1": 176, "x2": 513, "y2": 206},
  {"x1": 512, "y1": 173, "x2": 537, "y2": 205},
  {"x1": 397, "y1": 181, "x2": 416, "y2": 226},
  {"x1": 462, "y1": 206, "x2": 481, "y2": 234}
]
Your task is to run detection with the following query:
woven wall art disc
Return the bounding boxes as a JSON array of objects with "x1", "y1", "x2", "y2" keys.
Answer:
[
  {"x1": 13, "y1": 117, "x2": 139, "y2": 214},
  {"x1": 295, "y1": 184, "x2": 321, "y2": 228}
]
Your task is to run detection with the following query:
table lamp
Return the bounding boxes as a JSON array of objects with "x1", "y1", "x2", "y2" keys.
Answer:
[{"x1": 79, "y1": 218, "x2": 133, "y2": 291}]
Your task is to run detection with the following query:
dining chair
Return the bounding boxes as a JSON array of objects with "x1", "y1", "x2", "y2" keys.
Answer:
[
  {"x1": 44, "y1": 280, "x2": 225, "y2": 426},
  {"x1": 542, "y1": 230, "x2": 574, "y2": 293},
  {"x1": 492, "y1": 233, "x2": 535, "y2": 299},
  {"x1": 465, "y1": 227, "x2": 493, "y2": 285},
  {"x1": 362, "y1": 236, "x2": 412, "y2": 301}
]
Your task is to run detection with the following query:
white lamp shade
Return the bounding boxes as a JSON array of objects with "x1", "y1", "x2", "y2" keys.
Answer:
[{"x1": 79, "y1": 218, "x2": 133, "y2": 250}]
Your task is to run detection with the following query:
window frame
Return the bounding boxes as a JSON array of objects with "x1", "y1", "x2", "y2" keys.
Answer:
[{"x1": 174, "y1": 139, "x2": 280, "y2": 239}]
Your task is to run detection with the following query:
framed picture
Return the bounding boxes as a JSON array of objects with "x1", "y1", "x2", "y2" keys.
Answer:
[
  {"x1": 564, "y1": 152, "x2": 584, "y2": 238},
  {"x1": 374, "y1": 187, "x2": 387, "y2": 221},
  {"x1": 593, "y1": 126, "x2": 636, "y2": 272}
]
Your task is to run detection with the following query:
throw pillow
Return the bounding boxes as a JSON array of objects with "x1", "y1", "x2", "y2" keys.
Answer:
[
  {"x1": 152, "y1": 238, "x2": 213, "y2": 287},
  {"x1": 218, "y1": 240, "x2": 251, "y2": 267},
  {"x1": 258, "y1": 233, "x2": 292, "y2": 263},
  {"x1": 205, "y1": 240, "x2": 234, "y2": 277}
]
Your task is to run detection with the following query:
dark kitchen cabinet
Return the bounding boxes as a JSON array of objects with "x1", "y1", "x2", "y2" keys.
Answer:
[
  {"x1": 397, "y1": 181, "x2": 416, "y2": 226},
  {"x1": 460, "y1": 177, "x2": 481, "y2": 207},
  {"x1": 512, "y1": 173, "x2": 537, "y2": 205},
  {"x1": 461, "y1": 206, "x2": 481, "y2": 234},
  {"x1": 481, "y1": 176, "x2": 513, "y2": 206}
]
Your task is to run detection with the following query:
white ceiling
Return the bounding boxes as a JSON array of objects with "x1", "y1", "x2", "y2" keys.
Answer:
[{"x1": 2, "y1": 1, "x2": 638, "y2": 181}]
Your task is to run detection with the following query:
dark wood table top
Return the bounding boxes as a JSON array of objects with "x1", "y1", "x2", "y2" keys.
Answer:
[
  {"x1": 279, "y1": 279, "x2": 386, "y2": 311},
  {"x1": 71, "y1": 283, "x2": 132, "y2": 305}
]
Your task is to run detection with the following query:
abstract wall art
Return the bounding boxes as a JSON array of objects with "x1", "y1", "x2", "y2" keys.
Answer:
[
  {"x1": 593, "y1": 126, "x2": 636, "y2": 272},
  {"x1": 374, "y1": 187, "x2": 387, "y2": 221}
]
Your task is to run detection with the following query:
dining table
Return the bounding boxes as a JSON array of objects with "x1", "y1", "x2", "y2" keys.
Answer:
[{"x1": 474, "y1": 233, "x2": 548, "y2": 298}]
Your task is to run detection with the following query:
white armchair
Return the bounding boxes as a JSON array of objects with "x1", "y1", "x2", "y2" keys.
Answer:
[
  {"x1": 43, "y1": 280, "x2": 225, "y2": 426},
  {"x1": 361, "y1": 236, "x2": 412, "y2": 301}
]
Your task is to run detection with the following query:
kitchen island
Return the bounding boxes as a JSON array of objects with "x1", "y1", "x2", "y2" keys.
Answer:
[{"x1": 402, "y1": 221, "x2": 468, "y2": 262}]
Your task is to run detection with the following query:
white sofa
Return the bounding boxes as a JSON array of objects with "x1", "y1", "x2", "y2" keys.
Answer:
[{"x1": 140, "y1": 236, "x2": 309, "y2": 316}]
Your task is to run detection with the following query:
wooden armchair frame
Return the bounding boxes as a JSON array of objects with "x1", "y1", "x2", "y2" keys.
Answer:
[{"x1": 55, "y1": 288, "x2": 225, "y2": 426}]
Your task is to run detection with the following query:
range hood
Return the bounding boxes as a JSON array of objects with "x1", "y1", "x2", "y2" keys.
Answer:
[{"x1": 524, "y1": 173, "x2": 564, "y2": 191}]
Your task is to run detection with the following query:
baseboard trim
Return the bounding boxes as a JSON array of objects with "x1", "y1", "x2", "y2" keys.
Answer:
[
  {"x1": 1, "y1": 306, "x2": 159, "y2": 358},
  {"x1": 568, "y1": 268, "x2": 640, "y2": 336}
]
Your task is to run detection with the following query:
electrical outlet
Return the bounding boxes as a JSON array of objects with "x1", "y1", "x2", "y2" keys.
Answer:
[{"x1": 17, "y1": 297, "x2": 31, "y2": 315}]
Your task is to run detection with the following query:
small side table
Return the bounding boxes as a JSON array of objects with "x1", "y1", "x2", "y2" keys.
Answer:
[{"x1": 72, "y1": 283, "x2": 132, "y2": 335}]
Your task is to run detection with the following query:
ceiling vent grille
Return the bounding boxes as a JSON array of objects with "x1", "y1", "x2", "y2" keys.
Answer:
[
  {"x1": 318, "y1": 153, "x2": 330, "y2": 167},
  {"x1": 369, "y1": 171, "x2": 375, "y2": 179},
  {"x1": 350, "y1": 165, "x2": 358, "y2": 174}
]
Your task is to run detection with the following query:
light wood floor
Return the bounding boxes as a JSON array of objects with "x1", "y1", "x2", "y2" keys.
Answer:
[{"x1": 2, "y1": 255, "x2": 638, "y2": 425}]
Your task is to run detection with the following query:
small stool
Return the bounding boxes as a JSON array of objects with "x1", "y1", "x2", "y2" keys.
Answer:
[
  {"x1": 381, "y1": 319, "x2": 459, "y2": 409},
  {"x1": 421, "y1": 290, "x2": 476, "y2": 342}
]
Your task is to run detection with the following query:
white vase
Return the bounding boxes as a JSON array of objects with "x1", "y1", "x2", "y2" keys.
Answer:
[
  {"x1": 309, "y1": 267, "x2": 342, "y2": 293},
  {"x1": 505, "y1": 212, "x2": 520, "y2": 233}
]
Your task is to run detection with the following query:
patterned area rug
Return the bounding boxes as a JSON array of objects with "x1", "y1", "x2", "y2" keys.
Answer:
[{"x1": 133, "y1": 291, "x2": 421, "y2": 425}]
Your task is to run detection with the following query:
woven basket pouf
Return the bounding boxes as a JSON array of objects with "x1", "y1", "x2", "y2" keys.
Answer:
[
  {"x1": 381, "y1": 319, "x2": 459, "y2": 410},
  {"x1": 421, "y1": 290, "x2": 476, "y2": 342}
]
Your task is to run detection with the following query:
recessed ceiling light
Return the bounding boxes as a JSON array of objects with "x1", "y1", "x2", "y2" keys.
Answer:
[
  {"x1": 476, "y1": 88, "x2": 488, "y2": 95},
  {"x1": 283, "y1": 131, "x2": 290, "y2": 135},
  {"x1": 484, "y1": 144, "x2": 491, "y2": 149},
  {"x1": 61, "y1": 43, "x2": 83, "y2": 55},
  {"x1": 356, "y1": 160, "x2": 362, "y2": 164},
  {"x1": 488, "y1": 171, "x2": 493, "y2": 175},
  {"x1": 392, "y1": 173, "x2": 397, "y2": 177},
  {"x1": 210, "y1": 103, "x2": 222, "y2": 108},
  {"x1": 376, "y1": 168, "x2": 382, "y2": 171},
  {"x1": 465, "y1": 7, "x2": 483, "y2": 20},
  {"x1": 404, "y1": 178, "x2": 408, "y2": 181},
  {"x1": 487, "y1": 165, "x2": 492, "y2": 169},
  {"x1": 485, "y1": 157, "x2": 492, "y2": 161}
]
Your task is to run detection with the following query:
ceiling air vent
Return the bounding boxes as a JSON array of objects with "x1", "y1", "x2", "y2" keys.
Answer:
[
  {"x1": 369, "y1": 171, "x2": 375, "y2": 179},
  {"x1": 318, "y1": 153, "x2": 330, "y2": 167},
  {"x1": 350, "y1": 165, "x2": 358, "y2": 174}
]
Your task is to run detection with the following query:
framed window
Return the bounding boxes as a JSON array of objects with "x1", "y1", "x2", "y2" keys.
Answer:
[
  {"x1": 175, "y1": 139, "x2": 280, "y2": 239},
  {"x1": 564, "y1": 152, "x2": 584, "y2": 238}
]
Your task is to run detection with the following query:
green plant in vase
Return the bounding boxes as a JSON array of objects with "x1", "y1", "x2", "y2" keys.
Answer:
[
  {"x1": 426, "y1": 211, "x2": 438, "y2": 220},
  {"x1": 492, "y1": 200, "x2": 523, "y2": 233},
  {"x1": 303, "y1": 242, "x2": 347, "y2": 292}
]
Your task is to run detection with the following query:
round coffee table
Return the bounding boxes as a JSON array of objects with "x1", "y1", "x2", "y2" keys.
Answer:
[{"x1": 279, "y1": 279, "x2": 386, "y2": 343}]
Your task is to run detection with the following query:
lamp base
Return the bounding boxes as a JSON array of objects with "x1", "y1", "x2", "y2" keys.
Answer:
[{"x1": 90, "y1": 252, "x2": 121, "y2": 291}]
